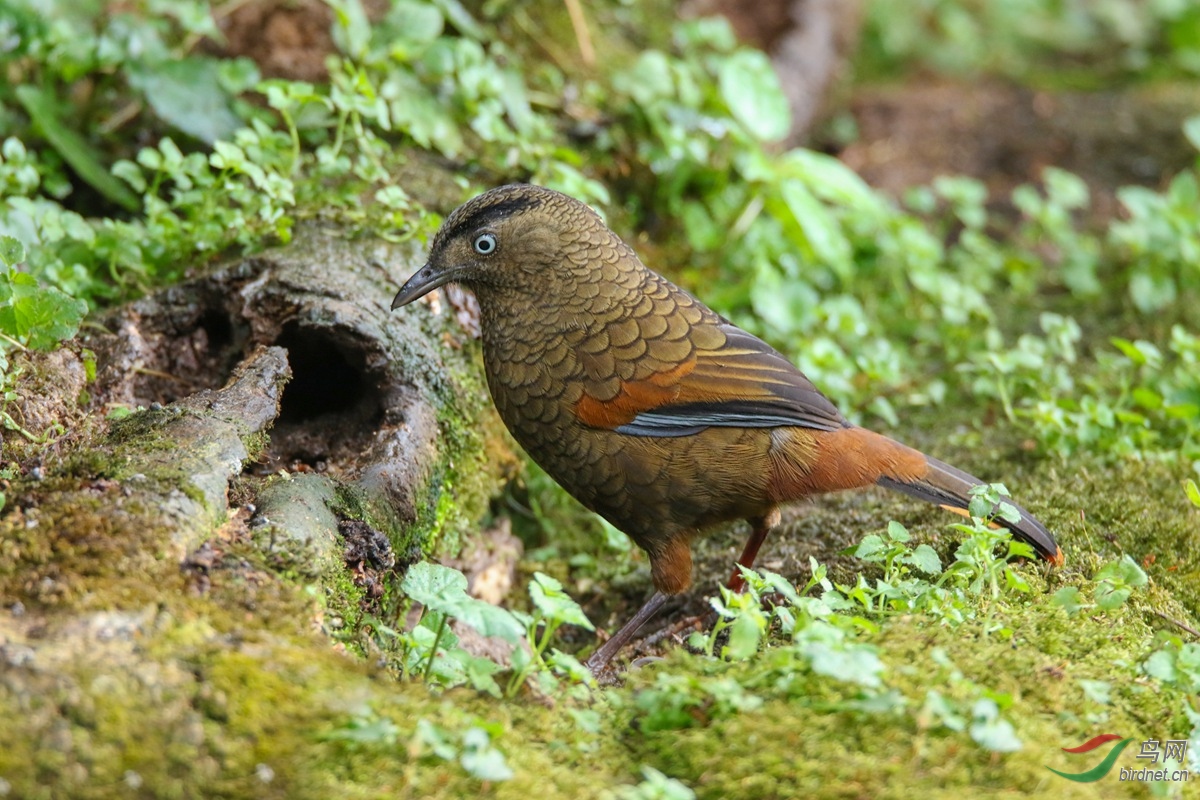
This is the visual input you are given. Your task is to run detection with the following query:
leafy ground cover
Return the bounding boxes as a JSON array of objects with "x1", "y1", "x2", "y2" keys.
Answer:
[{"x1": 1, "y1": 0, "x2": 1198, "y2": 796}]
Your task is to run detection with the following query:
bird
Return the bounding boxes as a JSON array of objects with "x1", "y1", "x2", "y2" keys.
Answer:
[{"x1": 391, "y1": 184, "x2": 1064, "y2": 672}]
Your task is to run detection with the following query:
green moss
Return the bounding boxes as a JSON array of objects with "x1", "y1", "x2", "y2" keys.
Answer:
[
  {"x1": 390, "y1": 332, "x2": 516, "y2": 561},
  {"x1": 3, "y1": 427, "x2": 1194, "y2": 798},
  {"x1": 0, "y1": 492, "x2": 177, "y2": 607}
]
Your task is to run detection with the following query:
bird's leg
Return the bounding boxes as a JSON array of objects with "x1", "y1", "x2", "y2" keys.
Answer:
[
  {"x1": 726, "y1": 508, "x2": 781, "y2": 593},
  {"x1": 584, "y1": 590, "x2": 669, "y2": 673}
]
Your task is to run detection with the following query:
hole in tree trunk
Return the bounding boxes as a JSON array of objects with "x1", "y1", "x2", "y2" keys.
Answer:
[{"x1": 266, "y1": 322, "x2": 384, "y2": 472}]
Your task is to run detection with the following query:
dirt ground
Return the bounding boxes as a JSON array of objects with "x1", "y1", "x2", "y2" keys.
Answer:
[{"x1": 833, "y1": 80, "x2": 1200, "y2": 219}]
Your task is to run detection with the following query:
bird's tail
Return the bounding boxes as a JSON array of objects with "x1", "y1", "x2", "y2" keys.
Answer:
[{"x1": 877, "y1": 454, "x2": 1064, "y2": 566}]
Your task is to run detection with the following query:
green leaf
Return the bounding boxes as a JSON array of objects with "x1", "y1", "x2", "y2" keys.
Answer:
[
  {"x1": 459, "y1": 728, "x2": 513, "y2": 781},
  {"x1": 1050, "y1": 586, "x2": 1088, "y2": 615},
  {"x1": 1131, "y1": 386, "x2": 1163, "y2": 410},
  {"x1": 14, "y1": 85, "x2": 140, "y2": 211},
  {"x1": 778, "y1": 178, "x2": 853, "y2": 278},
  {"x1": 854, "y1": 534, "x2": 887, "y2": 561},
  {"x1": 1143, "y1": 649, "x2": 1178, "y2": 684},
  {"x1": 528, "y1": 572, "x2": 594, "y2": 630},
  {"x1": 748, "y1": 263, "x2": 818, "y2": 335},
  {"x1": 1096, "y1": 554, "x2": 1149, "y2": 588},
  {"x1": 969, "y1": 698, "x2": 1022, "y2": 752},
  {"x1": 779, "y1": 149, "x2": 884, "y2": 212},
  {"x1": 798, "y1": 623, "x2": 884, "y2": 687},
  {"x1": 415, "y1": 719, "x2": 458, "y2": 760},
  {"x1": 758, "y1": 568, "x2": 803, "y2": 606},
  {"x1": 402, "y1": 561, "x2": 468, "y2": 607},
  {"x1": 1094, "y1": 586, "x2": 1132, "y2": 611},
  {"x1": 1184, "y1": 114, "x2": 1200, "y2": 151},
  {"x1": 969, "y1": 710, "x2": 1017, "y2": 753},
  {"x1": 1144, "y1": 644, "x2": 1200, "y2": 692},
  {"x1": 385, "y1": 0, "x2": 445, "y2": 47},
  {"x1": 401, "y1": 562, "x2": 524, "y2": 643},
  {"x1": 723, "y1": 612, "x2": 761, "y2": 660},
  {"x1": 1078, "y1": 679, "x2": 1111, "y2": 705},
  {"x1": 1112, "y1": 336, "x2": 1145, "y2": 364},
  {"x1": 1092, "y1": 555, "x2": 1146, "y2": 612},
  {"x1": 909, "y1": 544, "x2": 943, "y2": 576},
  {"x1": 0, "y1": 237, "x2": 23, "y2": 268},
  {"x1": 328, "y1": 0, "x2": 372, "y2": 57},
  {"x1": 994, "y1": 501, "x2": 1022, "y2": 525},
  {"x1": 967, "y1": 494, "x2": 992, "y2": 520},
  {"x1": 1130, "y1": 271, "x2": 1177, "y2": 313},
  {"x1": 886, "y1": 520, "x2": 911, "y2": 543},
  {"x1": 718, "y1": 50, "x2": 790, "y2": 142},
  {"x1": 1186, "y1": 479, "x2": 1200, "y2": 509},
  {"x1": 920, "y1": 690, "x2": 966, "y2": 732},
  {"x1": 459, "y1": 652, "x2": 503, "y2": 697},
  {"x1": 624, "y1": 767, "x2": 697, "y2": 800},
  {"x1": 430, "y1": 0, "x2": 484, "y2": 39},
  {"x1": 546, "y1": 650, "x2": 596, "y2": 687},
  {"x1": 0, "y1": 271, "x2": 87, "y2": 350},
  {"x1": 325, "y1": 710, "x2": 402, "y2": 745},
  {"x1": 1044, "y1": 167, "x2": 1090, "y2": 209},
  {"x1": 128, "y1": 58, "x2": 242, "y2": 145}
]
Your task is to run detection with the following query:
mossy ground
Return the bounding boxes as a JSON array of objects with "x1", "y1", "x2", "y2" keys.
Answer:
[{"x1": 8, "y1": 395, "x2": 1192, "y2": 799}]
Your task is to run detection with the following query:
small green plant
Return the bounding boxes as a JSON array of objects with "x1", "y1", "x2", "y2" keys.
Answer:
[
  {"x1": 0, "y1": 234, "x2": 85, "y2": 448},
  {"x1": 679, "y1": 563, "x2": 889, "y2": 686},
  {"x1": 1092, "y1": 555, "x2": 1150, "y2": 611},
  {"x1": 854, "y1": 519, "x2": 943, "y2": 586},
  {"x1": 390, "y1": 562, "x2": 594, "y2": 697},
  {"x1": 1142, "y1": 639, "x2": 1200, "y2": 694},
  {"x1": 606, "y1": 766, "x2": 696, "y2": 800},
  {"x1": 915, "y1": 649, "x2": 1024, "y2": 752},
  {"x1": 827, "y1": 484, "x2": 1037, "y2": 628},
  {"x1": 323, "y1": 710, "x2": 514, "y2": 782},
  {"x1": 412, "y1": 720, "x2": 515, "y2": 783},
  {"x1": 397, "y1": 562, "x2": 522, "y2": 694},
  {"x1": 0, "y1": 234, "x2": 85, "y2": 353},
  {"x1": 940, "y1": 484, "x2": 1036, "y2": 598},
  {"x1": 506, "y1": 572, "x2": 596, "y2": 696},
  {"x1": 1051, "y1": 554, "x2": 1149, "y2": 616}
]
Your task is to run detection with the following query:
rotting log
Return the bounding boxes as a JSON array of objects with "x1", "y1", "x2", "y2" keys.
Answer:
[
  {"x1": 0, "y1": 225, "x2": 516, "y2": 796},
  {"x1": 88, "y1": 222, "x2": 514, "y2": 557},
  {"x1": 4, "y1": 222, "x2": 515, "y2": 612}
]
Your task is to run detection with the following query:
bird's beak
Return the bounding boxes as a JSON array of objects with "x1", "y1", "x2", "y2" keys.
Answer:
[{"x1": 390, "y1": 262, "x2": 452, "y2": 310}]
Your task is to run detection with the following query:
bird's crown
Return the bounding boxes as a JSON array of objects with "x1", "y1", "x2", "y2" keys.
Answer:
[{"x1": 430, "y1": 184, "x2": 601, "y2": 253}]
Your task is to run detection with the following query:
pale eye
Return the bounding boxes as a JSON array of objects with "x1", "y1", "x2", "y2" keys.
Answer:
[{"x1": 473, "y1": 233, "x2": 497, "y2": 255}]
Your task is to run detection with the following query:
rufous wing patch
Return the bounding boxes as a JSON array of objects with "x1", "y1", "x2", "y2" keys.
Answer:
[{"x1": 573, "y1": 358, "x2": 696, "y2": 429}]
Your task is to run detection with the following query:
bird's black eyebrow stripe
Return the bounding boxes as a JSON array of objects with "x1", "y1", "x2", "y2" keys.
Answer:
[{"x1": 437, "y1": 194, "x2": 542, "y2": 245}]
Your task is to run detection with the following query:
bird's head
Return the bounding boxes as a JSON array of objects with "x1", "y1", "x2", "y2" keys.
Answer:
[{"x1": 391, "y1": 184, "x2": 620, "y2": 310}]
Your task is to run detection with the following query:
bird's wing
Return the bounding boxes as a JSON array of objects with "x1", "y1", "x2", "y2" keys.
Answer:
[{"x1": 571, "y1": 301, "x2": 848, "y2": 437}]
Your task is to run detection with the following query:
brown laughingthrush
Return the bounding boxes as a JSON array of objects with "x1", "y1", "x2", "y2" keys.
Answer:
[{"x1": 391, "y1": 184, "x2": 1064, "y2": 671}]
